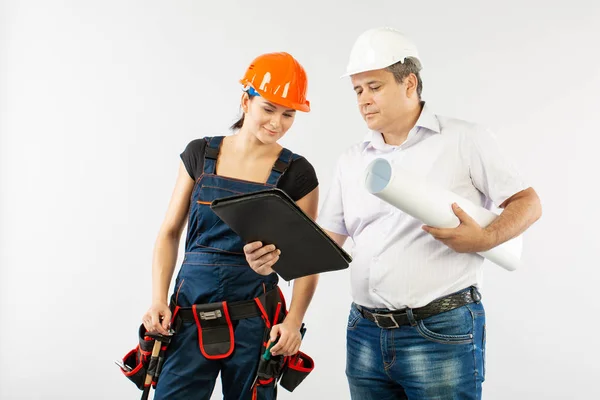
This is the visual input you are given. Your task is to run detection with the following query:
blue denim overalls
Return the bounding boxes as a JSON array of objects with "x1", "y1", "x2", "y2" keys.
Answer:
[{"x1": 153, "y1": 136, "x2": 298, "y2": 400}]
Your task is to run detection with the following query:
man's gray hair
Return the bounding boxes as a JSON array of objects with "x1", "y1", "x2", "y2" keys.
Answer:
[{"x1": 386, "y1": 57, "x2": 423, "y2": 98}]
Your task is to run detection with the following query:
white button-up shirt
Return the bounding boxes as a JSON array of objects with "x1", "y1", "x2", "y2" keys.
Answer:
[{"x1": 317, "y1": 103, "x2": 528, "y2": 309}]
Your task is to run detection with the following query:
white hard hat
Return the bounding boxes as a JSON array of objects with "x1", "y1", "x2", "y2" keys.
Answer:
[{"x1": 342, "y1": 27, "x2": 421, "y2": 77}]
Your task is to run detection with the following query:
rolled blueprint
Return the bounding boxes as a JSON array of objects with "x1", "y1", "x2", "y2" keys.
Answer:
[{"x1": 364, "y1": 158, "x2": 522, "y2": 271}]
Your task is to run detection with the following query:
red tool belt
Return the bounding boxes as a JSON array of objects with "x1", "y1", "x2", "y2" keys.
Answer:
[
  {"x1": 174, "y1": 286, "x2": 315, "y2": 393},
  {"x1": 170, "y1": 287, "x2": 281, "y2": 359},
  {"x1": 118, "y1": 287, "x2": 314, "y2": 392}
]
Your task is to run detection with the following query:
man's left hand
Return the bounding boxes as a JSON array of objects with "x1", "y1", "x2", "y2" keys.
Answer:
[{"x1": 422, "y1": 203, "x2": 494, "y2": 253}]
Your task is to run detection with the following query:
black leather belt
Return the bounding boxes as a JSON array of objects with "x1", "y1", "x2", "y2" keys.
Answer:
[{"x1": 356, "y1": 287, "x2": 482, "y2": 329}]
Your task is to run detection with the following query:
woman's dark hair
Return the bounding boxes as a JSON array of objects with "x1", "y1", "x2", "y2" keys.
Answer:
[{"x1": 230, "y1": 93, "x2": 256, "y2": 130}]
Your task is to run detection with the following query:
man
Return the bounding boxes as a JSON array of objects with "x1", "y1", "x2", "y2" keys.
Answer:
[{"x1": 317, "y1": 27, "x2": 542, "y2": 399}]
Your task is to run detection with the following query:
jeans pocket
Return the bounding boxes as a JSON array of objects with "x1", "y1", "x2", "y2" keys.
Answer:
[
  {"x1": 347, "y1": 305, "x2": 361, "y2": 330},
  {"x1": 415, "y1": 306, "x2": 474, "y2": 345}
]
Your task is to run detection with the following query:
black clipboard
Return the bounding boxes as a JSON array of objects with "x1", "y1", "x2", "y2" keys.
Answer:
[{"x1": 210, "y1": 188, "x2": 352, "y2": 281}]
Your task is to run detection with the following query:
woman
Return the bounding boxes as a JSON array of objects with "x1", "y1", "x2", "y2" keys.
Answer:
[{"x1": 141, "y1": 52, "x2": 320, "y2": 400}]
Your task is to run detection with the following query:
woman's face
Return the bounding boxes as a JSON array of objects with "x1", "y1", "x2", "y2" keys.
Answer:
[{"x1": 242, "y1": 94, "x2": 297, "y2": 144}]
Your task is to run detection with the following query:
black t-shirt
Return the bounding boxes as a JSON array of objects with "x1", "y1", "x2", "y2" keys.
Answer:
[{"x1": 180, "y1": 138, "x2": 319, "y2": 201}]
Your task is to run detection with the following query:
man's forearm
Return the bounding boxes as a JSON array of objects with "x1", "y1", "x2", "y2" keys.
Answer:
[{"x1": 484, "y1": 188, "x2": 542, "y2": 249}]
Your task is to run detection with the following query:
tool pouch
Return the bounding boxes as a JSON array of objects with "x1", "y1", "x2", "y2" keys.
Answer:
[
  {"x1": 118, "y1": 324, "x2": 172, "y2": 390},
  {"x1": 256, "y1": 341, "x2": 286, "y2": 386},
  {"x1": 279, "y1": 351, "x2": 315, "y2": 392},
  {"x1": 254, "y1": 287, "x2": 315, "y2": 392},
  {"x1": 192, "y1": 302, "x2": 235, "y2": 359},
  {"x1": 254, "y1": 289, "x2": 287, "y2": 387}
]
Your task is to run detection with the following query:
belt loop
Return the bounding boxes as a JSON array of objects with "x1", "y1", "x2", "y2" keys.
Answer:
[
  {"x1": 406, "y1": 308, "x2": 418, "y2": 327},
  {"x1": 354, "y1": 304, "x2": 365, "y2": 319},
  {"x1": 172, "y1": 314, "x2": 183, "y2": 333},
  {"x1": 470, "y1": 286, "x2": 482, "y2": 303}
]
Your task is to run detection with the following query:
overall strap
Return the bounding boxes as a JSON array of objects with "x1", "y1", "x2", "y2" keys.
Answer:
[
  {"x1": 266, "y1": 148, "x2": 294, "y2": 186},
  {"x1": 202, "y1": 136, "x2": 225, "y2": 175}
]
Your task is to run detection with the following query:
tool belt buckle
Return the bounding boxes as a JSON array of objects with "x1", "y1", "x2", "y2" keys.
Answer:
[
  {"x1": 200, "y1": 310, "x2": 222, "y2": 320},
  {"x1": 373, "y1": 312, "x2": 400, "y2": 329}
]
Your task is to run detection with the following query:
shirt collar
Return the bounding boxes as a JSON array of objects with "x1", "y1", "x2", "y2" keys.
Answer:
[{"x1": 361, "y1": 102, "x2": 441, "y2": 152}]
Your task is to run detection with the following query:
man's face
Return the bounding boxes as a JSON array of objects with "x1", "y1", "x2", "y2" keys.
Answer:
[{"x1": 350, "y1": 68, "x2": 415, "y2": 133}]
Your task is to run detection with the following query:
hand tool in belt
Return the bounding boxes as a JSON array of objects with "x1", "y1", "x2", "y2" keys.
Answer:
[{"x1": 140, "y1": 331, "x2": 173, "y2": 400}]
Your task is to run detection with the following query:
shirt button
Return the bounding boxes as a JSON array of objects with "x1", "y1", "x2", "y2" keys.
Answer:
[{"x1": 372, "y1": 289, "x2": 377, "y2": 293}]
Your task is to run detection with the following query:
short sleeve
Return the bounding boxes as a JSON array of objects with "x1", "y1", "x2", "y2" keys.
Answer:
[
  {"x1": 316, "y1": 156, "x2": 349, "y2": 236},
  {"x1": 277, "y1": 156, "x2": 319, "y2": 201},
  {"x1": 179, "y1": 139, "x2": 207, "y2": 180},
  {"x1": 467, "y1": 128, "x2": 529, "y2": 206}
]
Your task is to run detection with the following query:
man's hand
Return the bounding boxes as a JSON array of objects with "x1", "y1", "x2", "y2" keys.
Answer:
[{"x1": 422, "y1": 203, "x2": 494, "y2": 253}]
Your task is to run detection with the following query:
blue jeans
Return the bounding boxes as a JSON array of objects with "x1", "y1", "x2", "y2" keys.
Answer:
[{"x1": 346, "y1": 291, "x2": 486, "y2": 400}]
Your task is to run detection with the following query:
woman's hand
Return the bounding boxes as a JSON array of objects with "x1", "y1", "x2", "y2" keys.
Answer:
[
  {"x1": 269, "y1": 319, "x2": 303, "y2": 356},
  {"x1": 243, "y1": 241, "x2": 280, "y2": 276},
  {"x1": 142, "y1": 302, "x2": 172, "y2": 335}
]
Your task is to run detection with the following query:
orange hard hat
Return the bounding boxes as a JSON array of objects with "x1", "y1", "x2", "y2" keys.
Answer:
[{"x1": 239, "y1": 52, "x2": 310, "y2": 112}]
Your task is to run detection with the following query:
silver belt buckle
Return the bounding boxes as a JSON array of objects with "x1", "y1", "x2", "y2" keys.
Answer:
[{"x1": 372, "y1": 312, "x2": 400, "y2": 329}]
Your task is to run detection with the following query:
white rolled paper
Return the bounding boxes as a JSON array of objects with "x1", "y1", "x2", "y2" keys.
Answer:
[{"x1": 364, "y1": 158, "x2": 522, "y2": 271}]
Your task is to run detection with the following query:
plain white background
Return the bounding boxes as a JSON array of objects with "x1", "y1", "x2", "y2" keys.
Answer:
[{"x1": 1, "y1": 1, "x2": 598, "y2": 399}]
